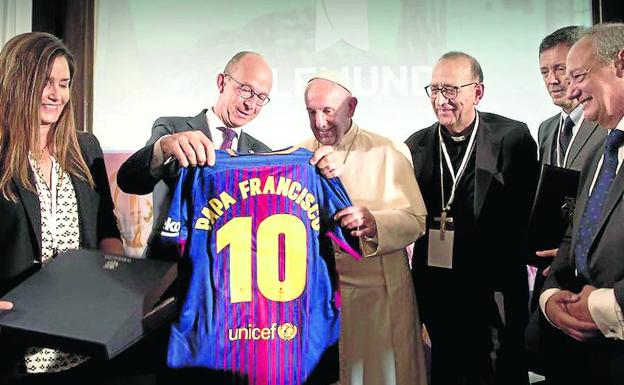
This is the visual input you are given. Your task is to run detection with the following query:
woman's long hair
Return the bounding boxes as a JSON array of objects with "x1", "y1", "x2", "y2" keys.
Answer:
[{"x1": 0, "y1": 32, "x2": 93, "y2": 201}]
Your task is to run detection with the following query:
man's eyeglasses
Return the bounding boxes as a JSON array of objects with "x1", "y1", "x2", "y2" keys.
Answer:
[
  {"x1": 225, "y1": 74, "x2": 270, "y2": 106},
  {"x1": 424, "y1": 82, "x2": 479, "y2": 99},
  {"x1": 569, "y1": 69, "x2": 591, "y2": 86}
]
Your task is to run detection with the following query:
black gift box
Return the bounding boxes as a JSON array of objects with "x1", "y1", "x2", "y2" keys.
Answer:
[
  {"x1": 0, "y1": 250, "x2": 177, "y2": 359},
  {"x1": 528, "y1": 164, "x2": 580, "y2": 255}
]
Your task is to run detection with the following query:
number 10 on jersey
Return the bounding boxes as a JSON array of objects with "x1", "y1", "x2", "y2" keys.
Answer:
[{"x1": 216, "y1": 214, "x2": 308, "y2": 303}]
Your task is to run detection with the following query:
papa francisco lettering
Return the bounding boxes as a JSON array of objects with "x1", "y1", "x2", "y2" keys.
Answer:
[{"x1": 194, "y1": 176, "x2": 321, "y2": 231}]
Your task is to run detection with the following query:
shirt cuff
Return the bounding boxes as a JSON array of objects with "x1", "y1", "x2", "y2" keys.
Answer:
[
  {"x1": 588, "y1": 288, "x2": 624, "y2": 339},
  {"x1": 150, "y1": 135, "x2": 172, "y2": 176},
  {"x1": 539, "y1": 288, "x2": 561, "y2": 327}
]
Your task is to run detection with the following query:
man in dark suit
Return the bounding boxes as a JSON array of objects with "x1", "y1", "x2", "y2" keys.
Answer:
[
  {"x1": 117, "y1": 51, "x2": 272, "y2": 259},
  {"x1": 532, "y1": 26, "x2": 606, "y2": 305},
  {"x1": 405, "y1": 51, "x2": 537, "y2": 385},
  {"x1": 540, "y1": 23, "x2": 624, "y2": 385},
  {"x1": 536, "y1": 26, "x2": 605, "y2": 173},
  {"x1": 526, "y1": 26, "x2": 606, "y2": 379}
]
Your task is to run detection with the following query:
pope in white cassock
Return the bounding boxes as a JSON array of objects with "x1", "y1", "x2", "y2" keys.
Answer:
[{"x1": 301, "y1": 72, "x2": 428, "y2": 385}]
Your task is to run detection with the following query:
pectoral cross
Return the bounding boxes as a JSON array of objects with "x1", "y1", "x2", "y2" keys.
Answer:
[{"x1": 439, "y1": 211, "x2": 451, "y2": 240}]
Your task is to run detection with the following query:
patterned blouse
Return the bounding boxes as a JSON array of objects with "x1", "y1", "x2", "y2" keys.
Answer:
[{"x1": 24, "y1": 153, "x2": 89, "y2": 373}]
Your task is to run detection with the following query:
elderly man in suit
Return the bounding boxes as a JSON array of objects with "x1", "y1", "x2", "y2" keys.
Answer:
[
  {"x1": 405, "y1": 51, "x2": 538, "y2": 385},
  {"x1": 540, "y1": 23, "x2": 624, "y2": 385},
  {"x1": 117, "y1": 51, "x2": 272, "y2": 258}
]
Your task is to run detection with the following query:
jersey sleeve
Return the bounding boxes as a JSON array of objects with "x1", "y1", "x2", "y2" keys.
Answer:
[
  {"x1": 318, "y1": 174, "x2": 362, "y2": 260},
  {"x1": 159, "y1": 167, "x2": 190, "y2": 256}
]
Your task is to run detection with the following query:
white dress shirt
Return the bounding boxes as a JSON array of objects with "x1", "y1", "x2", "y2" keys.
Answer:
[{"x1": 557, "y1": 105, "x2": 584, "y2": 167}]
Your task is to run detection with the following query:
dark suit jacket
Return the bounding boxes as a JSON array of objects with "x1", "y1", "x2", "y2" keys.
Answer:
[
  {"x1": 529, "y1": 112, "x2": 604, "y2": 329},
  {"x1": 538, "y1": 113, "x2": 605, "y2": 171},
  {"x1": 0, "y1": 132, "x2": 120, "y2": 296},
  {"x1": 528, "y1": 114, "x2": 603, "y2": 310},
  {"x1": 542, "y1": 137, "x2": 624, "y2": 382},
  {"x1": 116, "y1": 109, "x2": 271, "y2": 259},
  {"x1": 545, "y1": 140, "x2": 624, "y2": 300}
]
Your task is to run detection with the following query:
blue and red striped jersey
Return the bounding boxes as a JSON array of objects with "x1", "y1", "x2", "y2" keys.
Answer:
[{"x1": 161, "y1": 148, "x2": 358, "y2": 385}]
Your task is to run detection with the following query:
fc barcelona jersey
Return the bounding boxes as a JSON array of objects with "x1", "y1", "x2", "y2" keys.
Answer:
[{"x1": 161, "y1": 148, "x2": 359, "y2": 385}]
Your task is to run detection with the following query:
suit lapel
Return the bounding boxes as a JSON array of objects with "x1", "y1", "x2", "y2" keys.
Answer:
[
  {"x1": 13, "y1": 175, "x2": 42, "y2": 256},
  {"x1": 186, "y1": 109, "x2": 212, "y2": 140},
  {"x1": 568, "y1": 150, "x2": 601, "y2": 270},
  {"x1": 71, "y1": 175, "x2": 98, "y2": 249},
  {"x1": 566, "y1": 120, "x2": 599, "y2": 167},
  {"x1": 238, "y1": 133, "x2": 252, "y2": 153},
  {"x1": 541, "y1": 117, "x2": 558, "y2": 166},
  {"x1": 590, "y1": 159, "x2": 624, "y2": 251},
  {"x1": 11, "y1": 165, "x2": 98, "y2": 252},
  {"x1": 474, "y1": 113, "x2": 501, "y2": 218}
]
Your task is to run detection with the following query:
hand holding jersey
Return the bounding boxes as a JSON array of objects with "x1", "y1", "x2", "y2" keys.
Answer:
[
  {"x1": 160, "y1": 131, "x2": 216, "y2": 168},
  {"x1": 309, "y1": 146, "x2": 377, "y2": 238},
  {"x1": 309, "y1": 145, "x2": 345, "y2": 178},
  {"x1": 333, "y1": 205, "x2": 377, "y2": 238}
]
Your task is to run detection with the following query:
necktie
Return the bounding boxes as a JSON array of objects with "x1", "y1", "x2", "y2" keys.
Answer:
[
  {"x1": 217, "y1": 127, "x2": 237, "y2": 150},
  {"x1": 574, "y1": 130, "x2": 624, "y2": 280},
  {"x1": 559, "y1": 116, "x2": 574, "y2": 165}
]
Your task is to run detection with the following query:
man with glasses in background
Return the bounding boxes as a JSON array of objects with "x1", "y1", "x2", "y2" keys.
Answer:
[
  {"x1": 118, "y1": 51, "x2": 272, "y2": 259},
  {"x1": 405, "y1": 51, "x2": 537, "y2": 385}
]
